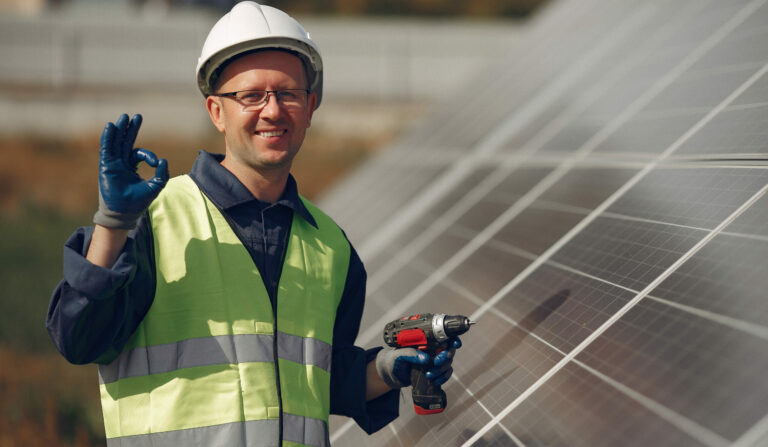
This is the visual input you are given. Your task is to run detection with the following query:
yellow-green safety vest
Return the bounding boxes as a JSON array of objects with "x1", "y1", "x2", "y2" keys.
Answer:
[{"x1": 97, "y1": 175, "x2": 351, "y2": 447}]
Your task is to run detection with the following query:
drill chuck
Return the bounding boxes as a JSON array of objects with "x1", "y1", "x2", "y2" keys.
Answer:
[{"x1": 442, "y1": 314, "x2": 474, "y2": 338}]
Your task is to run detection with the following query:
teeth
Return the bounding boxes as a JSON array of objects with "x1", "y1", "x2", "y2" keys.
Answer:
[{"x1": 258, "y1": 130, "x2": 285, "y2": 137}]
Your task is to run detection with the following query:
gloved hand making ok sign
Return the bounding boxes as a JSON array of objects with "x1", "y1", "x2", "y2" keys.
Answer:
[
  {"x1": 93, "y1": 114, "x2": 169, "y2": 229},
  {"x1": 375, "y1": 338, "x2": 462, "y2": 389}
]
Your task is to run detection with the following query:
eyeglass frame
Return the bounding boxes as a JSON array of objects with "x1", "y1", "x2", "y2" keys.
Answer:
[{"x1": 211, "y1": 89, "x2": 311, "y2": 111}]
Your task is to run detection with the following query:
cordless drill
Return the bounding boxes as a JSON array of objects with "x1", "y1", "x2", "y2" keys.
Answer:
[{"x1": 383, "y1": 313, "x2": 474, "y2": 414}]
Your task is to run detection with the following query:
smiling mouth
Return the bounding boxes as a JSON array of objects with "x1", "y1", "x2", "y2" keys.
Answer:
[{"x1": 256, "y1": 130, "x2": 287, "y2": 137}]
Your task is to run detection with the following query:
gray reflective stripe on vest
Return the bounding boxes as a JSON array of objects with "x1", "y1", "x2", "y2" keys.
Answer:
[
  {"x1": 98, "y1": 333, "x2": 274, "y2": 384},
  {"x1": 99, "y1": 332, "x2": 332, "y2": 384},
  {"x1": 277, "y1": 332, "x2": 332, "y2": 372},
  {"x1": 106, "y1": 419, "x2": 279, "y2": 447},
  {"x1": 283, "y1": 413, "x2": 330, "y2": 447},
  {"x1": 105, "y1": 414, "x2": 329, "y2": 447}
]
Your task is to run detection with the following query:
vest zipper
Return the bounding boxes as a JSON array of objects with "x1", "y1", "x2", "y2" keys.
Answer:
[
  {"x1": 273, "y1": 315, "x2": 283, "y2": 446},
  {"x1": 273, "y1": 221, "x2": 291, "y2": 446}
]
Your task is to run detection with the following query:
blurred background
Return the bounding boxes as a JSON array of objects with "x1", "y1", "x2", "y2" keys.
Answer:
[{"x1": 0, "y1": 0, "x2": 539, "y2": 445}]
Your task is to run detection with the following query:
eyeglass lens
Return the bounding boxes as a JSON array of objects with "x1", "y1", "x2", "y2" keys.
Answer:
[{"x1": 235, "y1": 90, "x2": 307, "y2": 110}]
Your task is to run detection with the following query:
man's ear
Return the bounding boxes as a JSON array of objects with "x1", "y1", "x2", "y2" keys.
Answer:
[{"x1": 206, "y1": 96, "x2": 226, "y2": 133}]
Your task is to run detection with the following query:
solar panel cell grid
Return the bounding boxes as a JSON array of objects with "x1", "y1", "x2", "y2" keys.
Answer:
[
  {"x1": 450, "y1": 168, "x2": 553, "y2": 233},
  {"x1": 491, "y1": 207, "x2": 586, "y2": 257},
  {"x1": 651, "y1": 230, "x2": 768, "y2": 327},
  {"x1": 442, "y1": 244, "x2": 532, "y2": 302},
  {"x1": 462, "y1": 425, "x2": 519, "y2": 447},
  {"x1": 419, "y1": 167, "x2": 501, "y2": 221},
  {"x1": 732, "y1": 69, "x2": 768, "y2": 105},
  {"x1": 604, "y1": 168, "x2": 768, "y2": 228},
  {"x1": 493, "y1": 265, "x2": 636, "y2": 354},
  {"x1": 445, "y1": 312, "x2": 564, "y2": 415},
  {"x1": 537, "y1": 167, "x2": 638, "y2": 209},
  {"x1": 379, "y1": 214, "x2": 435, "y2": 254},
  {"x1": 549, "y1": 217, "x2": 705, "y2": 292},
  {"x1": 594, "y1": 111, "x2": 710, "y2": 155},
  {"x1": 343, "y1": 164, "x2": 448, "y2": 243},
  {"x1": 571, "y1": 47, "x2": 694, "y2": 125},
  {"x1": 577, "y1": 298, "x2": 768, "y2": 441},
  {"x1": 412, "y1": 281, "x2": 483, "y2": 318},
  {"x1": 326, "y1": 0, "x2": 768, "y2": 444},
  {"x1": 721, "y1": 193, "x2": 768, "y2": 236},
  {"x1": 376, "y1": 394, "x2": 496, "y2": 447},
  {"x1": 639, "y1": 65, "x2": 759, "y2": 114},
  {"x1": 497, "y1": 4, "x2": 693, "y2": 156},
  {"x1": 367, "y1": 260, "x2": 429, "y2": 309},
  {"x1": 453, "y1": 200, "x2": 516, "y2": 235},
  {"x1": 501, "y1": 105, "x2": 570, "y2": 153},
  {"x1": 499, "y1": 361, "x2": 712, "y2": 447},
  {"x1": 689, "y1": 10, "x2": 768, "y2": 72},
  {"x1": 535, "y1": 121, "x2": 600, "y2": 153},
  {"x1": 676, "y1": 103, "x2": 768, "y2": 156}
]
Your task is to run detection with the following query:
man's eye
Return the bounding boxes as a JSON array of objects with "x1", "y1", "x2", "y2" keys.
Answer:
[
  {"x1": 277, "y1": 91, "x2": 299, "y2": 101},
  {"x1": 240, "y1": 92, "x2": 266, "y2": 102}
]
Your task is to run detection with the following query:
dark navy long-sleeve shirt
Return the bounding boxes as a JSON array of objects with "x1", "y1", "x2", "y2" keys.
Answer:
[{"x1": 46, "y1": 151, "x2": 399, "y2": 434}]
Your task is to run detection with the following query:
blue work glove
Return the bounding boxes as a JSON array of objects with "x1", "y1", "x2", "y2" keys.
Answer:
[
  {"x1": 425, "y1": 338, "x2": 461, "y2": 386},
  {"x1": 93, "y1": 114, "x2": 169, "y2": 229},
  {"x1": 375, "y1": 338, "x2": 462, "y2": 389}
]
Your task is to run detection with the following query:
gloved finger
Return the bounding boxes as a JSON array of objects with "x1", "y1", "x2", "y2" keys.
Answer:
[
  {"x1": 147, "y1": 159, "x2": 169, "y2": 192},
  {"x1": 155, "y1": 158, "x2": 169, "y2": 182},
  {"x1": 133, "y1": 147, "x2": 159, "y2": 167},
  {"x1": 425, "y1": 366, "x2": 442, "y2": 380},
  {"x1": 123, "y1": 114, "x2": 143, "y2": 168},
  {"x1": 432, "y1": 368, "x2": 453, "y2": 386},
  {"x1": 114, "y1": 114, "x2": 132, "y2": 167},
  {"x1": 114, "y1": 113, "x2": 130, "y2": 141},
  {"x1": 433, "y1": 350, "x2": 450, "y2": 367},
  {"x1": 123, "y1": 114, "x2": 143, "y2": 153},
  {"x1": 434, "y1": 337, "x2": 462, "y2": 366},
  {"x1": 433, "y1": 347, "x2": 456, "y2": 367},
  {"x1": 426, "y1": 366, "x2": 453, "y2": 386},
  {"x1": 100, "y1": 122, "x2": 117, "y2": 158}
]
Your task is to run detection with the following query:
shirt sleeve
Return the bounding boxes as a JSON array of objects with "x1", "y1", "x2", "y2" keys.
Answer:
[
  {"x1": 329, "y1": 243, "x2": 400, "y2": 434},
  {"x1": 45, "y1": 216, "x2": 156, "y2": 365}
]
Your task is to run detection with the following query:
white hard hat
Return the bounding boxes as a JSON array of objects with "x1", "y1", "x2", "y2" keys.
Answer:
[{"x1": 196, "y1": 1, "x2": 323, "y2": 108}]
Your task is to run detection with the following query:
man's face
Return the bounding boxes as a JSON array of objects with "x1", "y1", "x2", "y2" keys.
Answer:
[{"x1": 206, "y1": 50, "x2": 316, "y2": 176}]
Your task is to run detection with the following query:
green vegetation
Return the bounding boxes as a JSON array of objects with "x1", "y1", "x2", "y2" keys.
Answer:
[
  {"x1": 0, "y1": 204, "x2": 87, "y2": 353},
  {"x1": 0, "y1": 204, "x2": 105, "y2": 446}
]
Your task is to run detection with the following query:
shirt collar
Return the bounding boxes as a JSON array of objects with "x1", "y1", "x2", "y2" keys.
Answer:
[{"x1": 188, "y1": 151, "x2": 317, "y2": 228}]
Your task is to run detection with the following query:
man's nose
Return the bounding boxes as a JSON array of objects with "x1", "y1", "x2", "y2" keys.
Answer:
[{"x1": 260, "y1": 92, "x2": 282, "y2": 118}]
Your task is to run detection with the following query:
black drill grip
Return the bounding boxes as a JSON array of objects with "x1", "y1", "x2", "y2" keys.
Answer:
[{"x1": 410, "y1": 360, "x2": 447, "y2": 414}]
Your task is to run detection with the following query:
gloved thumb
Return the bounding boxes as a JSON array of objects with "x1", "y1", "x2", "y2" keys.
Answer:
[{"x1": 132, "y1": 147, "x2": 158, "y2": 168}]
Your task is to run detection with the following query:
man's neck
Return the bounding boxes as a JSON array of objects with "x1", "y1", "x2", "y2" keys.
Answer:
[{"x1": 221, "y1": 158, "x2": 290, "y2": 203}]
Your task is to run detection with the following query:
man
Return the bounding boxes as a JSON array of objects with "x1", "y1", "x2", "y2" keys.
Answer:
[{"x1": 46, "y1": 2, "x2": 460, "y2": 446}]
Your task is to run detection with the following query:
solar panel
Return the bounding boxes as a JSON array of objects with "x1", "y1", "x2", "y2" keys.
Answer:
[{"x1": 319, "y1": 0, "x2": 768, "y2": 445}]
